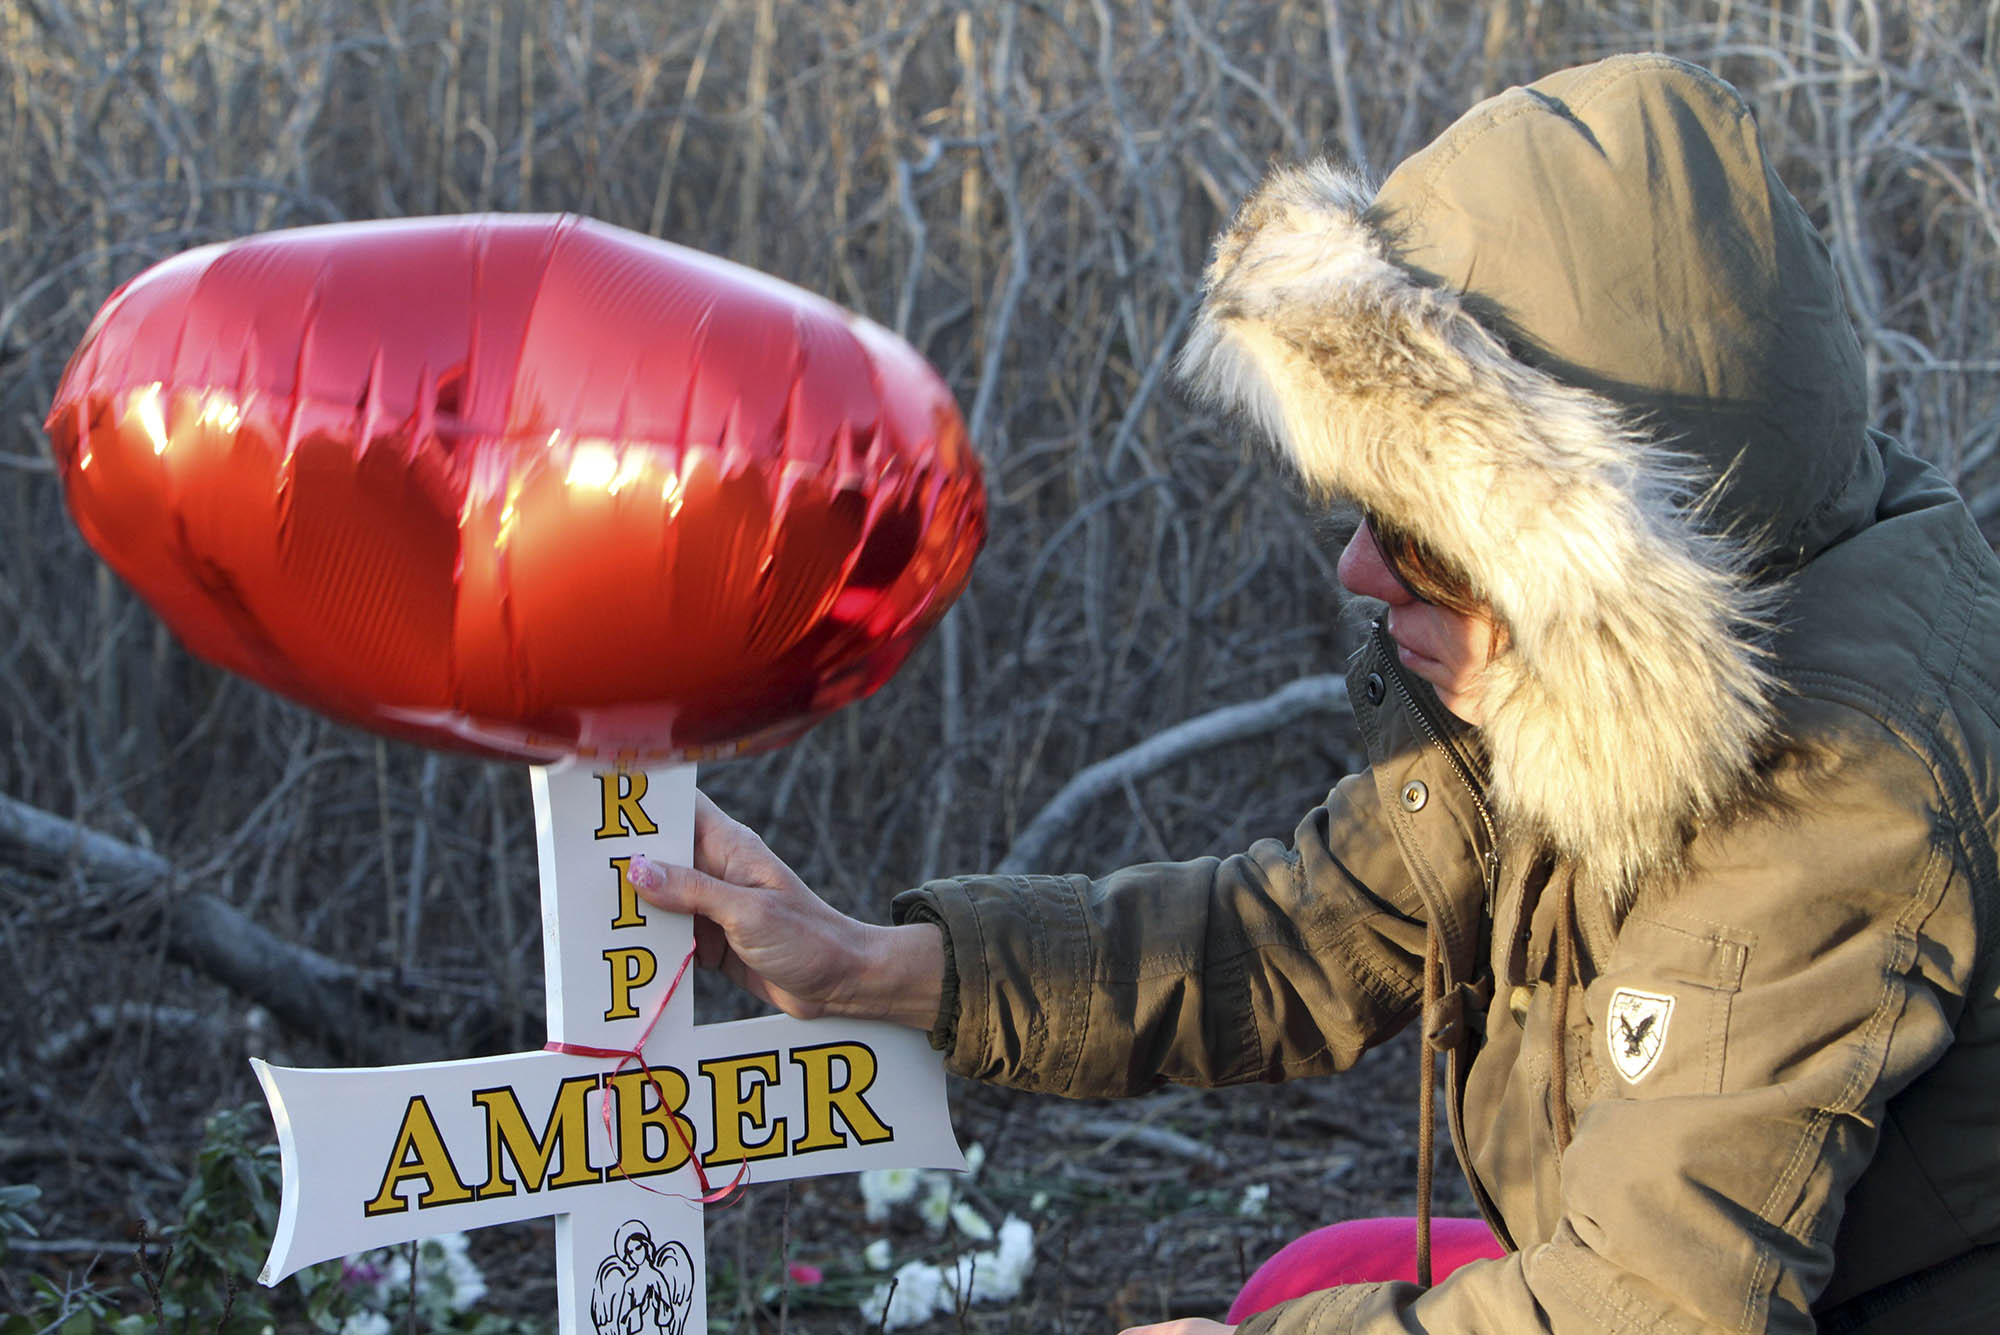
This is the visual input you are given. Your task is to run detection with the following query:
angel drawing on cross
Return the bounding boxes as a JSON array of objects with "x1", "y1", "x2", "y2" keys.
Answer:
[{"x1": 590, "y1": 1221, "x2": 694, "y2": 1335}]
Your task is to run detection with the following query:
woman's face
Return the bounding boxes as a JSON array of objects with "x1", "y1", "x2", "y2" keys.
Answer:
[{"x1": 1337, "y1": 520, "x2": 1503, "y2": 726}]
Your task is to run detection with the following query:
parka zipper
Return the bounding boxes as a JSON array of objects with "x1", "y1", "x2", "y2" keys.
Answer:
[
  {"x1": 1374, "y1": 622, "x2": 1500, "y2": 912},
  {"x1": 1372, "y1": 621, "x2": 1517, "y2": 1252}
]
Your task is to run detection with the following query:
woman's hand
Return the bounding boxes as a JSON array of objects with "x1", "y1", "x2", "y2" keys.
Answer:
[{"x1": 626, "y1": 791, "x2": 945, "y2": 1030}]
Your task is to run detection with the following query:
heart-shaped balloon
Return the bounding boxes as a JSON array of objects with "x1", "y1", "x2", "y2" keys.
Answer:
[{"x1": 46, "y1": 216, "x2": 985, "y2": 761}]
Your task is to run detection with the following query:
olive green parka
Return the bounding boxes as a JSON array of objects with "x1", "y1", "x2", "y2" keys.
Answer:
[{"x1": 895, "y1": 56, "x2": 2000, "y2": 1333}]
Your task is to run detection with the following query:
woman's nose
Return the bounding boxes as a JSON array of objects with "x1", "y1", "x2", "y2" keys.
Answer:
[{"x1": 1338, "y1": 521, "x2": 1413, "y2": 604}]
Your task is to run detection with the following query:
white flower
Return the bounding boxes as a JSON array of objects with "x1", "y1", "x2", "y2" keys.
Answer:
[
  {"x1": 1237, "y1": 1183, "x2": 1271, "y2": 1218},
  {"x1": 340, "y1": 1314, "x2": 391, "y2": 1335},
  {"x1": 942, "y1": 1251, "x2": 980, "y2": 1304},
  {"x1": 860, "y1": 1218, "x2": 1037, "y2": 1326},
  {"x1": 918, "y1": 1173, "x2": 955, "y2": 1232},
  {"x1": 941, "y1": 1215, "x2": 1036, "y2": 1304},
  {"x1": 859, "y1": 1166, "x2": 924, "y2": 1222},
  {"x1": 863, "y1": 1260, "x2": 946, "y2": 1330},
  {"x1": 1029, "y1": 1189, "x2": 1051, "y2": 1212},
  {"x1": 864, "y1": 1238, "x2": 895, "y2": 1271},
  {"x1": 962, "y1": 1143, "x2": 986, "y2": 1179},
  {"x1": 995, "y1": 1215, "x2": 1035, "y2": 1277},
  {"x1": 445, "y1": 1251, "x2": 488, "y2": 1309},
  {"x1": 402, "y1": 1232, "x2": 487, "y2": 1311},
  {"x1": 949, "y1": 1201, "x2": 994, "y2": 1242}
]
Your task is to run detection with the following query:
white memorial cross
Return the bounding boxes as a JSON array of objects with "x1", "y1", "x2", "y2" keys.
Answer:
[{"x1": 253, "y1": 762, "x2": 963, "y2": 1334}]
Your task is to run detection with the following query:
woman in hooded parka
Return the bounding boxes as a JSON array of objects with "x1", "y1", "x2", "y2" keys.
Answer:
[{"x1": 634, "y1": 54, "x2": 2000, "y2": 1334}]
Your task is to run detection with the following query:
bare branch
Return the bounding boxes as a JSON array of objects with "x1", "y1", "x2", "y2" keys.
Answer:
[
  {"x1": 996, "y1": 674, "x2": 1350, "y2": 875},
  {"x1": 0, "y1": 790, "x2": 446, "y2": 1063}
]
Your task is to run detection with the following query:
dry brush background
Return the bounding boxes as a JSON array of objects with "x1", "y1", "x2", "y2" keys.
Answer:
[{"x1": 2, "y1": 0, "x2": 1997, "y2": 1328}]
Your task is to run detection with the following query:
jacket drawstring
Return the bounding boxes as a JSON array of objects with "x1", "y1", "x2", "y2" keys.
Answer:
[
  {"x1": 1549, "y1": 867, "x2": 1578, "y2": 1157},
  {"x1": 1416, "y1": 923, "x2": 1441, "y2": 1287}
]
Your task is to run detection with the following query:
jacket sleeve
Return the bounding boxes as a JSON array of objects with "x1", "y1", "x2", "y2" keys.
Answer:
[
  {"x1": 1239, "y1": 706, "x2": 1980, "y2": 1334},
  {"x1": 890, "y1": 767, "x2": 1432, "y2": 1095}
]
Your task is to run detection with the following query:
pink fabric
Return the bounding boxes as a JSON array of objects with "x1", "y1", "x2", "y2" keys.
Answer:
[{"x1": 1227, "y1": 1217, "x2": 1506, "y2": 1322}]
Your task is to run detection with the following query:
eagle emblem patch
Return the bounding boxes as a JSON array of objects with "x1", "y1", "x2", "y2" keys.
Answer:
[{"x1": 1607, "y1": 987, "x2": 1675, "y2": 1083}]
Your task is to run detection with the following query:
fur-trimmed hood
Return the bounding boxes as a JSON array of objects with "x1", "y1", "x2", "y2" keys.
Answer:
[{"x1": 1179, "y1": 56, "x2": 1873, "y2": 892}]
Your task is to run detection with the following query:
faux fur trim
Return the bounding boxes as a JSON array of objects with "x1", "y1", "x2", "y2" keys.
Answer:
[{"x1": 1177, "y1": 162, "x2": 1777, "y2": 898}]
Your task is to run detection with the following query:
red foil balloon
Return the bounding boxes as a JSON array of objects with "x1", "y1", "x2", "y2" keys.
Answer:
[{"x1": 45, "y1": 216, "x2": 986, "y2": 762}]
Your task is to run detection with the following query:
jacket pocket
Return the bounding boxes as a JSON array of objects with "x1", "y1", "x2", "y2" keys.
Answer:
[{"x1": 1586, "y1": 915, "x2": 1752, "y2": 1095}]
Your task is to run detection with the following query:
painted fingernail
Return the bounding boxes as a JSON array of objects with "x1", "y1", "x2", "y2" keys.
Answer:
[{"x1": 628, "y1": 853, "x2": 664, "y2": 891}]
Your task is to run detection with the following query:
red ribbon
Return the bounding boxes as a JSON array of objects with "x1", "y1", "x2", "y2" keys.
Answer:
[{"x1": 544, "y1": 943, "x2": 749, "y2": 1206}]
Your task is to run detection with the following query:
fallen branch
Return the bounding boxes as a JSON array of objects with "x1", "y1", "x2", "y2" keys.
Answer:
[
  {"x1": 1071, "y1": 1115, "x2": 1229, "y2": 1171},
  {"x1": 0, "y1": 792, "x2": 440, "y2": 1064},
  {"x1": 7, "y1": 1237, "x2": 165, "y2": 1256},
  {"x1": 995, "y1": 674, "x2": 1351, "y2": 875},
  {"x1": 33, "y1": 1002, "x2": 218, "y2": 1064}
]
